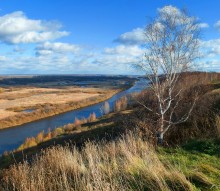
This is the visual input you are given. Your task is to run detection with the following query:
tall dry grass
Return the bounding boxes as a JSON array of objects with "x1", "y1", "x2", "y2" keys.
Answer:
[{"x1": 0, "y1": 133, "x2": 194, "y2": 191}]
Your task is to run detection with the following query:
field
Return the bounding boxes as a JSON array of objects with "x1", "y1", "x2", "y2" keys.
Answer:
[
  {"x1": 0, "y1": 75, "x2": 135, "y2": 129},
  {"x1": 0, "y1": 87, "x2": 104, "y2": 119}
]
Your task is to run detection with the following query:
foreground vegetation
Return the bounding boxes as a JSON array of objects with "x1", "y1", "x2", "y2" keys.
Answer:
[
  {"x1": 1, "y1": 72, "x2": 220, "y2": 191},
  {"x1": 1, "y1": 133, "x2": 220, "y2": 191}
]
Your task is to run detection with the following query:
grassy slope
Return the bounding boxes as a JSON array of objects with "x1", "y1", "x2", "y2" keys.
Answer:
[{"x1": 159, "y1": 141, "x2": 220, "y2": 190}]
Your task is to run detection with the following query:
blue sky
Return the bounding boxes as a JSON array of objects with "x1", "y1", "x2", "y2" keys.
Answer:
[{"x1": 0, "y1": 0, "x2": 219, "y2": 74}]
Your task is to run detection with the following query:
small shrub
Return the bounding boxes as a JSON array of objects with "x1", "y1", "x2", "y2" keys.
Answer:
[
  {"x1": 52, "y1": 127, "x2": 64, "y2": 137},
  {"x1": 18, "y1": 137, "x2": 37, "y2": 150},
  {"x1": 88, "y1": 112, "x2": 96, "y2": 122},
  {"x1": 80, "y1": 117, "x2": 88, "y2": 124},
  {"x1": 43, "y1": 129, "x2": 52, "y2": 141},
  {"x1": 101, "y1": 101, "x2": 110, "y2": 114},
  {"x1": 63, "y1": 123, "x2": 74, "y2": 132},
  {"x1": 114, "y1": 96, "x2": 128, "y2": 112},
  {"x1": 74, "y1": 117, "x2": 82, "y2": 128},
  {"x1": 35, "y1": 131, "x2": 44, "y2": 144}
]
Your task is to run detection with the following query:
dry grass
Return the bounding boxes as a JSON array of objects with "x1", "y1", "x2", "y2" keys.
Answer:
[
  {"x1": 0, "y1": 86, "x2": 120, "y2": 129},
  {"x1": 16, "y1": 112, "x2": 97, "y2": 151},
  {"x1": 0, "y1": 133, "x2": 194, "y2": 191},
  {"x1": 0, "y1": 87, "x2": 108, "y2": 119},
  {"x1": 126, "y1": 72, "x2": 220, "y2": 145}
]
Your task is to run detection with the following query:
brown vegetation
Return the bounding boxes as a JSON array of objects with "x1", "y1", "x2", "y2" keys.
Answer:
[
  {"x1": 114, "y1": 96, "x2": 128, "y2": 112},
  {"x1": 16, "y1": 112, "x2": 98, "y2": 151},
  {"x1": 0, "y1": 87, "x2": 120, "y2": 129},
  {"x1": 0, "y1": 133, "x2": 194, "y2": 191},
  {"x1": 101, "y1": 101, "x2": 110, "y2": 114},
  {"x1": 125, "y1": 72, "x2": 220, "y2": 145}
]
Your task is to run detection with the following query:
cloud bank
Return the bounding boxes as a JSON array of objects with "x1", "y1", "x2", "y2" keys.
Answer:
[
  {"x1": 0, "y1": 7, "x2": 219, "y2": 74},
  {"x1": 0, "y1": 11, "x2": 68, "y2": 44}
]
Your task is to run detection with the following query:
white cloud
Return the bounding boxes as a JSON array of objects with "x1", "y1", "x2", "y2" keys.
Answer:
[
  {"x1": 0, "y1": 55, "x2": 7, "y2": 61},
  {"x1": 92, "y1": 45, "x2": 144, "y2": 73},
  {"x1": 36, "y1": 49, "x2": 53, "y2": 56},
  {"x1": 114, "y1": 28, "x2": 146, "y2": 45},
  {"x1": 157, "y1": 5, "x2": 181, "y2": 17},
  {"x1": 201, "y1": 60, "x2": 220, "y2": 71},
  {"x1": 201, "y1": 38, "x2": 220, "y2": 57},
  {"x1": 0, "y1": 11, "x2": 69, "y2": 44},
  {"x1": 36, "y1": 42, "x2": 81, "y2": 56},
  {"x1": 214, "y1": 20, "x2": 220, "y2": 30},
  {"x1": 104, "y1": 45, "x2": 144, "y2": 57},
  {"x1": 198, "y1": 23, "x2": 209, "y2": 28}
]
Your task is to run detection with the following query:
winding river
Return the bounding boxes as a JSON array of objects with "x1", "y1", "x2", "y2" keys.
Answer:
[{"x1": 0, "y1": 79, "x2": 148, "y2": 155}]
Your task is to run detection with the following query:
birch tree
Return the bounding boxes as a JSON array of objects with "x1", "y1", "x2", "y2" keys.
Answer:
[{"x1": 137, "y1": 6, "x2": 200, "y2": 144}]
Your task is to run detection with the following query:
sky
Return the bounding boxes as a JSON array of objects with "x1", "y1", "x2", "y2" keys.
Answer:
[{"x1": 0, "y1": 0, "x2": 219, "y2": 74}]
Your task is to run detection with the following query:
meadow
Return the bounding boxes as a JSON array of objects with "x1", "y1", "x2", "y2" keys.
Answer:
[{"x1": 0, "y1": 75, "x2": 134, "y2": 129}]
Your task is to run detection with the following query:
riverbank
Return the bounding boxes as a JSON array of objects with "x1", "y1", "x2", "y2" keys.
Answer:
[
  {"x1": 0, "y1": 110, "x2": 132, "y2": 168},
  {"x1": 0, "y1": 74, "x2": 137, "y2": 130},
  {"x1": 0, "y1": 88, "x2": 121, "y2": 130}
]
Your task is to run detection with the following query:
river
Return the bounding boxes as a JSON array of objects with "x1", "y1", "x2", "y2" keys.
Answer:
[{"x1": 0, "y1": 79, "x2": 148, "y2": 155}]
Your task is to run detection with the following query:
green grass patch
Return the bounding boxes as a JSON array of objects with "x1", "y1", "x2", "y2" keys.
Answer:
[{"x1": 159, "y1": 139, "x2": 220, "y2": 190}]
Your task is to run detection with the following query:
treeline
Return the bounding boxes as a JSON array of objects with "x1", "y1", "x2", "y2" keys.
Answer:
[{"x1": 0, "y1": 75, "x2": 135, "y2": 86}]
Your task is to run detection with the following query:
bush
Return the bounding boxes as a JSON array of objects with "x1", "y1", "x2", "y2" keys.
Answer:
[
  {"x1": 63, "y1": 123, "x2": 74, "y2": 132},
  {"x1": 35, "y1": 131, "x2": 44, "y2": 144},
  {"x1": 88, "y1": 112, "x2": 96, "y2": 122},
  {"x1": 17, "y1": 137, "x2": 37, "y2": 151},
  {"x1": 101, "y1": 101, "x2": 110, "y2": 114},
  {"x1": 74, "y1": 117, "x2": 82, "y2": 128},
  {"x1": 114, "y1": 96, "x2": 128, "y2": 112},
  {"x1": 52, "y1": 127, "x2": 64, "y2": 137}
]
